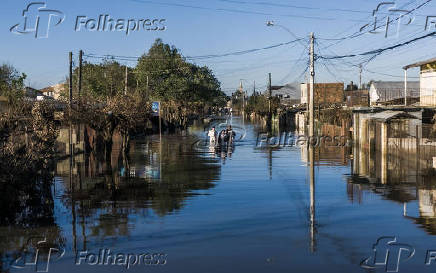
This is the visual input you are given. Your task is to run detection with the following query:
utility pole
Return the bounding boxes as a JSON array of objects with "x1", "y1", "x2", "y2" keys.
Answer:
[
  {"x1": 69, "y1": 52, "x2": 73, "y2": 108},
  {"x1": 146, "y1": 75, "x2": 149, "y2": 97},
  {"x1": 124, "y1": 66, "x2": 128, "y2": 95},
  {"x1": 359, "y1": 64, "x2": 362, "y2": 90},
  {"x1": 78, "y1": 50, "x2": 83, "y2": 97},
  {"x1": 268, "y1": 73, "x2": 272, "y2": 114},
  {"x1": 404, "y1": 69, "x2": 408, "y2": 106},
  {"x1": 309, "y1": 32, "x2": 315, "y2": 138},
  {"x1": 253, "y1": 80, "x2": 256, "y2": 96}
]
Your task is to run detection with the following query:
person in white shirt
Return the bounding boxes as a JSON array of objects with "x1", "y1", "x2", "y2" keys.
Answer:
[{"x1": 208, "y1": 127, "x2": 217, "y2": 146}]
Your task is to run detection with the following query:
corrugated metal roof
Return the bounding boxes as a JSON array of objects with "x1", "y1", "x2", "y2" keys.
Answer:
[
  {"x1": 369, "y1": 110, "x2": 421, "y2": 122},
  {"x1": 264, "y1": 83, "x2": 300, "y2": 98},
  {"x1": 372, "y1": 81, "x2": 419, "y2": 90},
  {"x1": 370, "y1": 81, "x2": 420, "y2": 102},
  {"x1": 403, "y1": 57, "x2": 436, "y2": 70}
]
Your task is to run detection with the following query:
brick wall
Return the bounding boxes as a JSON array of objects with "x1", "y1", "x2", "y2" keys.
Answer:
[{"x1": 301, "y1": 83, "x2": 344, "y2": 104}]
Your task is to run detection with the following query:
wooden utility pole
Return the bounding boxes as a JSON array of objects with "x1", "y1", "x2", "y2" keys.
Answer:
[
  {"x1": 124, "y1": 66, "x2": 128, "y2": 95},
  {"x1": 146, "y1": 75, "x2": 149, "y2": 97},
  {"x1": 268, "y1": 73, "x2": 272, "y2": 114},
  {"x1": 69, "y1": 52, "x2": 73, "y2": 108},
  {"x1": 309, "y1": 33, "x2": 315, "y2": 138},
  {"x1": 404, "y1": 69, "x2": 408, "y2": 106},
  {"x1": 78, "y1": 50, "x2": 83, "y2": 96},
  {"x1": 359, "y1": 64, "x2": 362, "y2": 90}
]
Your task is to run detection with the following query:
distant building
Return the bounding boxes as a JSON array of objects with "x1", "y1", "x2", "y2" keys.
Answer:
[
  {"x1": 369, "y1": 81, "x2": 419, "y2": 105},
  {"x1": 404, "y1": 57, "x2": 436, "y2": 106},
  {"x1": 40, "y1": 83, "x2": 65, "y2": 100},
  {"x1": 300, "y1": 82, "x2": 344, "y2": 105},
  {"x1": 264, "y1": 83, "x2": 300, "y2": 105},
  {"x1": 345, "y1": 89, "x2": 369, "y2": 107},
  {"x1": 24, "y1": 87, "x2": 43, "y2": 101}
]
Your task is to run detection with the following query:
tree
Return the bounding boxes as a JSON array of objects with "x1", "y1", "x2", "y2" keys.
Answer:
[
  {"x1": 0, "y1": 63, "x2": 26, "y2": 105},
  {"x1": 135, "y1": 39, "x2": 226, "y2": 106},
  {"x1": 70, "y1": 59, "x2": 135, "y2": 99}
]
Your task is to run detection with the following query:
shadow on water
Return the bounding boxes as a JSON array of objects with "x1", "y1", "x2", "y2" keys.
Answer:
[{"x1": 0, "y1": 121, "x2": 222, "y2": 272}]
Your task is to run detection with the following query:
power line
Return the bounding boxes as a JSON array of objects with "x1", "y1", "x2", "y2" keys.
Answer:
[
  {"x1": 317, "y1": 0, "x2": 432, "y2": 44},
  {"x1": 218, "y1": 0, "x2": 430, "y2": 16},
  {"x1": 318, "y1": 30, "x2": 436, "y2": 60},
  {"x1": 83, "y1": 38, "x2": 305, "y2": 63}
]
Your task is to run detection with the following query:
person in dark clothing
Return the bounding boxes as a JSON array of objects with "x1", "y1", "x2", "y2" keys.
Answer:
[
  {"x1": 218, "y1": 129, "x2": 228, "y2": 146},
  {"x1": 227, "y1": 125, "x2": 236, "y2": 144}
]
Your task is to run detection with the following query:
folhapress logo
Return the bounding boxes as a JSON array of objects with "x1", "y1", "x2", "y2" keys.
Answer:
[
  {"x1": 361, "y1": 237, "x2": 415, "y2": 272},
  {"x1": 10, "y1": 2, "x2": 65, "y2": 39},
  {"x1": 11, "y1": 237, "x2": 65, "y2": 272}
]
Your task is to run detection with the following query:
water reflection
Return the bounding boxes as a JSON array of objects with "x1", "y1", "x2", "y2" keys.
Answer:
[
  {"x1": 3, "y1": 114, "x2": 436, "y2": 272},
  {"x1": 349, "y1": 112, "x2": 436, "y2": 235}
]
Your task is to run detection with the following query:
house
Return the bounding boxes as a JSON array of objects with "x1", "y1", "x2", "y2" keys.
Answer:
[
  {"x1": 24, "y1": 87, "x2": 43, "y2": 101},
  {"x1": 264, "y1": 83, "x2": 300, "y2": 105},
  {"x1": 403, "y1": 57, "x2": 436, "y2": 106},
  {"x1": 369, "y1": 81, "x2": 419, "y2": 105},
  {"x1": 300, "y1": 82, "x2": 344, "y2": 105},
  {"x1": 40, "y1": 83, "x2": 65, "y2": 100}
]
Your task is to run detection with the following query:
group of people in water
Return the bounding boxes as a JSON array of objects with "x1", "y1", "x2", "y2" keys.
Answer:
[{"x1": 208, "y1": 125, "x2": 236, "y2": 147}]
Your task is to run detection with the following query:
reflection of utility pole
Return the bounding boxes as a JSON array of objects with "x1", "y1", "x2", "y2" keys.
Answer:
[
  {"x1": 309, "y1": 145, "x2": 316, "y2": 252},
  {"x1": 309, "y1": 33, "x2": 315, "y2": 138},
  {"x1": 268, "y1": 73, "x2": 272, "y2": 134}
]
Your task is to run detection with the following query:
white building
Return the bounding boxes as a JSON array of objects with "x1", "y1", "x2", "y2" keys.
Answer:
[
  {"x1": 40, "y1": 83, "x2": 65, "y2": 100},
  {"x1": 404, "y1": 57, "x2": 436, "y2": 106},
  {"x1": 369, "y1": 81, "x2": 419, "y2": 105}
]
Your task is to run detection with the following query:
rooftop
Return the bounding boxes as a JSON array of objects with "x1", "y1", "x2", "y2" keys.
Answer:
[{"x1": 403, "y1": 57, "x2": 436, "y2": 70}]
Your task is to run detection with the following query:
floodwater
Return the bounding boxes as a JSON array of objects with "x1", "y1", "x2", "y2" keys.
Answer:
[{"x1": 2, "y1": 116, "x2": 436, "y2": 272}]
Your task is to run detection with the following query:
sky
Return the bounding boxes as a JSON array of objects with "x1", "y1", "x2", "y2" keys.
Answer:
[{"x1": 1, "y1": 0, "x2": 436, "y2": 94}]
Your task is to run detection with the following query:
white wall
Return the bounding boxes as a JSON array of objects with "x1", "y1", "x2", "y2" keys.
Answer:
[
  {"x1": 420, "y1": 71, "x2": 436, "y2": 106},
  {"x1": 369, "y1": 84, "x2": 379, "y2": 105}
]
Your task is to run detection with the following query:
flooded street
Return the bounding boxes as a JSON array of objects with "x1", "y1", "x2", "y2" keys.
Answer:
[{"x1": 2, "y1": 115, "x2": 436, "y2": 272}]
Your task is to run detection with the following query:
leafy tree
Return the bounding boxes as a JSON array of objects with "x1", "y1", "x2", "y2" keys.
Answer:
[
  {"x1": 0, "y1": 64, "x2": 26, "y2": 105},
  {"x1": 135, "y1": 39, "x2": 226, "y2": 106},
  {"x1": 70, "y1": 59, "x2": 135, "y2": 99}
]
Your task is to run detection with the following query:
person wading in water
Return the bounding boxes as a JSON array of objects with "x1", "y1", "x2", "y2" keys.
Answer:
[{"x1": 208, "y1": 126, "x2": 217, "y2": 146}]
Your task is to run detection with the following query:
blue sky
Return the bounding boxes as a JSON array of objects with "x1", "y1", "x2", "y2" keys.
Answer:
[{"x1": 1, "y1": 0, "x2": 436, "y2": 94}]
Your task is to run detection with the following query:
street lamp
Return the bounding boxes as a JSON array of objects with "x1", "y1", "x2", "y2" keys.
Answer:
[{"x1": 265, "y1": 21, "x2": 305, "y2": 47}]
